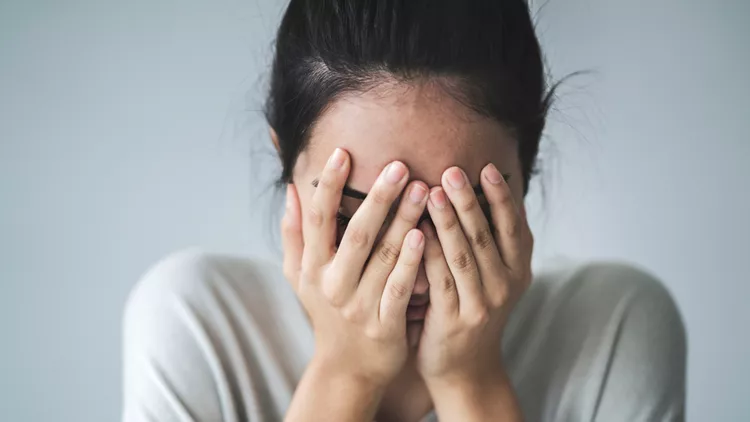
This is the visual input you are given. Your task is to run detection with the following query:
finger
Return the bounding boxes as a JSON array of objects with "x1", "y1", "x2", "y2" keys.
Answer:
[
  {"x1": 358, "y1": 181, "x2": 428, "y2": 304},
  {"x1": 302, "y1": 148, "x2": 349, "y2": 270},
  {"x1": 481, "y1": 163, "x2": 530, "y2": 272},
  {"x1": 426, "y1": 186, "x2": 483, "y2": 312},
  {"x1": 420, "y1": 220, "x2": 459, "y2": 316},
  {"x1": 442, "y1": 166, "x2": 505, "y2": 298},
  {"x1": 379, "y1": 229, "x2": 424, "y2": 329},
  {"x1": 281, "y1": 183, "x2": 304, "y2": 291},
  {"x1": 331, "y1": 161, "x2": 409, "y2": 283},
  {"x1": 407, "y1": 322, "x2": 423, "y2": 348}
]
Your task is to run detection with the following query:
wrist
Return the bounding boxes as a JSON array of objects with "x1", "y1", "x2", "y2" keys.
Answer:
[
  {"x1": 309, "y1": 353, "x2": 390, "y2": 395},
  {"x1": 286, "y1": 355, "x2": 387, "y2": 422},
  {"x1": 426, "y1": 368, "x2": 522, "y2": 422}
]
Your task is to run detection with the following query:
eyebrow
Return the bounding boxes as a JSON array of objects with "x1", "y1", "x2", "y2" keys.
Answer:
[{"x1": 311, "y1": 173, "x2": 511, "y2": 200}]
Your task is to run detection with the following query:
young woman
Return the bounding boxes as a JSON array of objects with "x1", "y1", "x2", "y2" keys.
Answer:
[{"x1": 122, "y1": 1, "x2": 686, "y2": 421}]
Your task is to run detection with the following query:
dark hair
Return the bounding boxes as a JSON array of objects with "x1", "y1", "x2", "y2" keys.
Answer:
[{"x1": 265, "y1": 0, "x2": 555, "y2": 195}]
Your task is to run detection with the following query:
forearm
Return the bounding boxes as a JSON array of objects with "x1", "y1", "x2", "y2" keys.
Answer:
[
  {"x1": 427, "y1": 371, "x2": 523, "y2": 422},
  {"x1": 285, "y1": 357, "x2": 385, "y2": 422}
]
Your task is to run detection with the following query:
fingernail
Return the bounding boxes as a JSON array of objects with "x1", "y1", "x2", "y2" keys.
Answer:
[
  {"x1": 408, "y1": 230, "x2": 424, "y2": 249},
  {"x1": 408, "y1": 184, "x2": 427, "y2": 204},
  {"x1": 385, "y1": 161, "x2": 407, "y2": 184},
  {"x1": 328, "y1": 148, "x2": 346, "y2": 169},
  {"x1": 429, "y1": 188, "x2": 448, "y2": 209},
  {"x1": 446, "y1": 167, "x2": 466, "y2": 190},
  {"x1": 485, "y1": 163, "x2": 503, "y2": 184}
]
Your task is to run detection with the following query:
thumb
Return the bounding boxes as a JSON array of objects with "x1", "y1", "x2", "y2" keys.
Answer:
[{"x1": 281, "y1": 183, "x2": 303, "y2": 291}]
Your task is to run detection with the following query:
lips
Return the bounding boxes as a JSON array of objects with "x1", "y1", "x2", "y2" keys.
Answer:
[{"x1": 407, "y1": 294, "x2": 430, "y2": 320}]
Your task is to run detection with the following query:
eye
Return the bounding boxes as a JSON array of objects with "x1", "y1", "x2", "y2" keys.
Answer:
[
  {"x1": 336, "y1": 212, "x2": 352, "y2": 227},
  {"x1": 334, "y1": 212, "x2": 351, "y2": 246},
  {"x1": 479, "y1": 202, "x2": 497, "y2": 233}
]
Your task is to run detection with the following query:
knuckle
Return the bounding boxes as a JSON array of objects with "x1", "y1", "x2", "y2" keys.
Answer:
[
  {"x1": 346, "y1": 227, "x2": 371, "y2": 249},
  {"x1": 318, "y1": 173, "x2": 338, "y2": 190},
  {"x1": 299, "y1": 267, "x2": 316, "y2": 285},
  {"x1": 376, "y1": 241, "x2": 401, "y2": 267},
  {"x1": 466, "y1": 308, "x2": 490, "y2": 327},
  {"x1": 370, "y1": 189, "x2": 391, "y2": 206},
  {"x1": 470, "y1": 227, "x2": 495, "y2": 251},
  {"x1": 505, "y1": 218, "x2": 521, "y2": 239},
  {"x1": 395, "y1": 208, "x2": 421, "y2": 226},
  {"x1": 340, "y1": 293, "x2": 368, "y2": 320},
  {"x1": 321, "y1": 280, "x2": 347, "y2": 308},
  {"x1": 387, "y1": 281, "x2": 410, "y2": 301},
  {"x1": 307, "y1": 206, "x2": 325, "y2": 227},
  {"x1": 439, "y1": 273, "x2": 457, "y2": 295},
  {"x1": 341, "y1": 302, "x2": 366, "y2": 323},
  {"x1": 441, "y1": 215, "x2": 461, "y2": 233},
  {"x1": 363, "y1": 324, "x2": 386, "y2": 341},
  {"x1": 451, "y1": 250, "x2": 474, "y2": 272},
  {"x1": 458, "y1": 198, "x2": 479, "y2": 214},
  {"x1": 490, "y1": 281, "x2": 511, "y2": 306},
  {"x1": 402, "y1": 250, "x2": 422, "y2": 267}
]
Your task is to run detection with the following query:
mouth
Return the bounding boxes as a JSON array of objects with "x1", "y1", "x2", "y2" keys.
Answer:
[{"x1": 406, "y1": 295, "x2": 430, "y2": 320}]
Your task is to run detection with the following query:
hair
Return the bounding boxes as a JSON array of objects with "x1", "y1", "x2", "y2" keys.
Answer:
[{"x1": 264, "y1": 0, "x2": 557, "y2": 195}]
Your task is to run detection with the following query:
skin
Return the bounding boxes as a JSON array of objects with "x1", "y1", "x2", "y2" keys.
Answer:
[{"x1": 280, "y1": 79, "x2": 534, "y2": 422}]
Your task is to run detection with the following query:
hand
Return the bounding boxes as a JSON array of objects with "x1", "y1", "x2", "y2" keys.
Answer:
[
  {"x1": 281, "y1": 148, "x2": 430, "y2": 388},
  {"x1": 416, "y1": 163, "x2": 533, "y2": 387}
]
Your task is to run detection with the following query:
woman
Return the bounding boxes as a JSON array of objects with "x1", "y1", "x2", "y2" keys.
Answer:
[{"x1": 122, "y1": 1, "x2": 686, "y2": 421}]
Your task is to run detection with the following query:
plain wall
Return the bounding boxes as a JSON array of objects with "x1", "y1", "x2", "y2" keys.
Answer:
[{"x1": 1, "y1": 0, "x2": 747, "y2": 420}]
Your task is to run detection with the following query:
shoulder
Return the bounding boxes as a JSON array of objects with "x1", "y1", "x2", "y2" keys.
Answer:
[
  {"x1": 546, "y1": 260, "x2": 678, "y2": 300},
  {"x1": 122, "y1": 249, "x2": 308, "y2": 421},
  {"x1": 123, "y1": 248, "x2": 301, "y2": 355},
  {"x1": 531, "y1": 259, "x2": 686, "y2": 352},
  {"x1": 510, "y1": 260, "x2": 687, "y2": 420},
  {"x1": 126, "y1": 248, "x2": 283, "y2": 306},
  {"x1": 123, "y1": 249, "x2": 283, "y2": 343},
  {"x1": 529, "y1": 259, "x2": 682, "y2": 318}
]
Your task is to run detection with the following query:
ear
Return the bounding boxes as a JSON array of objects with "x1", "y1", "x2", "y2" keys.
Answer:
[{"x1": 269, "y1": 127, "x2": 280, "y2": 153}]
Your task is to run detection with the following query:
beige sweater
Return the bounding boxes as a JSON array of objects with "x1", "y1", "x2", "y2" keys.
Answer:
[{"x1": 122, "y1": 250, "x2": 686, "y2": 422}]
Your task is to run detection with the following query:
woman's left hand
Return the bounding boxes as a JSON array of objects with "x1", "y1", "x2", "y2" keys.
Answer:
[{"x1": 415, "y1": 163, "x2": 533, "y2": 419}]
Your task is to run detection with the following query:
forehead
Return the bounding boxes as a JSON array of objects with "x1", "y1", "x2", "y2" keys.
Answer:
[{"x1": 300, "y1": 79, "x2": 518, "y2": 190}]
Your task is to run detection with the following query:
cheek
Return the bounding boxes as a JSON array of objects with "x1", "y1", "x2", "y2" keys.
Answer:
[
  {"x1": 506, "y1": 176, "x2": 525, "y2": 210},
  {"x1": 295, "y1": 183, "x2": 315, "y2": 212}
]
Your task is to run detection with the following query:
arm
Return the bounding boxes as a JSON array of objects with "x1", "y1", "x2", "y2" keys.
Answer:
[
  {"x1": 416, "y1": 163, "x2": 533, "y2": 421},
  {"x1": 428, "y1": 370, "x2": 523, "y2": 422},
  {"x1": 285, "y1": 358, "x2": 385, "y2": 422},
  {"x1": 281, "y1": 149, "x2": 430, "y2": 422}
]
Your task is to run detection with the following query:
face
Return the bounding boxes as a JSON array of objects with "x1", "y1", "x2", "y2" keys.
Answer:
[{"x1": 290, "y1": 79, "x2": 526, "y2": 321}]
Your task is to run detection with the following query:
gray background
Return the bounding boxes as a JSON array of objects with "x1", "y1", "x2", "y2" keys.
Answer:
[{"x1": 1, "y1": 0, "x2": 748, "y2": 420}]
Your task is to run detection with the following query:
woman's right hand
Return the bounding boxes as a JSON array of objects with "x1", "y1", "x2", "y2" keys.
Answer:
[{"x1": 281, "y1": 147, "x2": 429, "y2": 389}]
